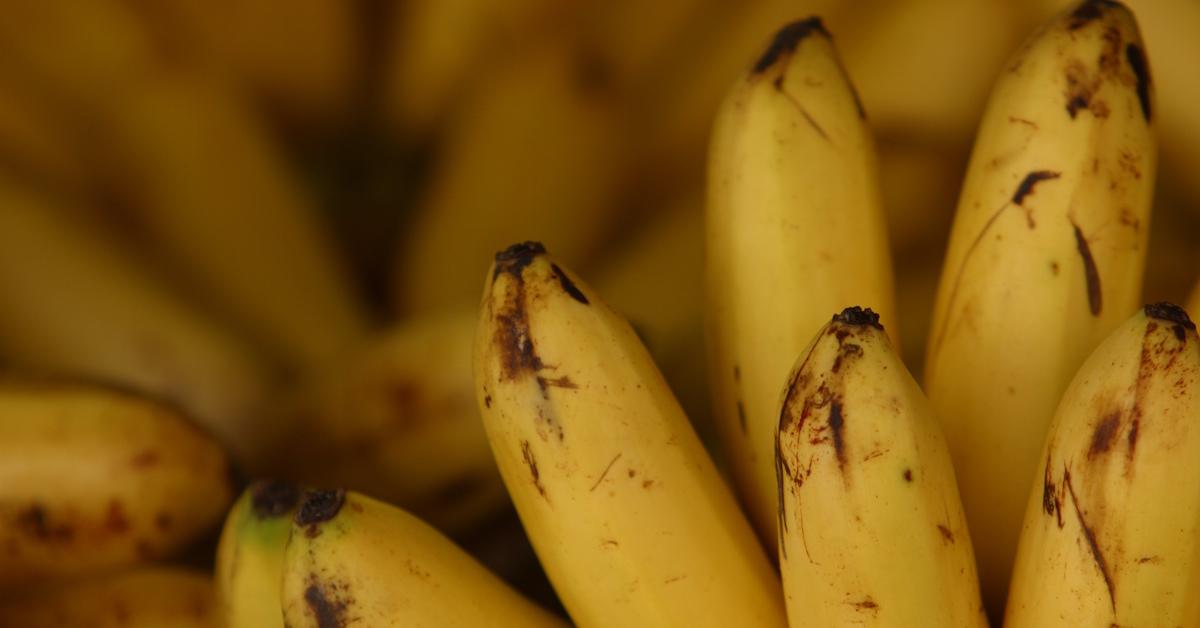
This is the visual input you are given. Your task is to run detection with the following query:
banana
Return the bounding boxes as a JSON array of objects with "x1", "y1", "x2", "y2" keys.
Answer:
[
  {"x1": 0, "y1": 177, "x2": 276, "y2": 464},
  {"x1": 475, "y1": 242, "x2": 786, "y2": 627},
  {"x1": 281, "y1": 489, "x2": 566, "y2": 627},
  {"x1": 776, "y1": 307, "x2": 986, "y2": 627},
  {"x1": 922, "y1": 0, "x2": 1155, "y2": 612},
  {"x1": 0, "y1": 379, "x2": 232, "y2": 589},
  {"x1": 269, "y1": 311, "x2": 508, "y2": 533},
  {"x1": 95, "y1": 72, "x2": 370, "y2": 375},
  {"x1": 706, "y1": 17, "x2": 897, "y2": 550},
  {"x1": 127, "y1": 0, "x2": 358, "y2": 122},
  {"x1": 1005, "y1": 303, "x2": 1200, "y2": 625},
  {"x1": 392, "y1": 36, "x2": 628, "y2": 314},
  {"x1": 215, "y1": 480, "x2": 302, "y2": 628},
  {"x1": 0, "y1": 567, "x2": 217, "y2": 627}
]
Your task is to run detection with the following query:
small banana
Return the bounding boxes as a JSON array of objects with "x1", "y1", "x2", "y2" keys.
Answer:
[
  {"x1": 777, "y1": 307, "x2": 986, "y2": 627},
  {"x1": 269, "y1": 311, "x2": 508, "y2": 533},
  {"x1": 280, "y1": 489, "x2": 566, "y2": 627},
  {"x1": 393, "y1": 36, "x2": 628, "y2": 313},
  {"x1": 922, "y1": 0, "x2": 1155, "y2": 611},
  {"x1": 475, "y1": 242, "x2": 786, "y2": 627},
  {"x1": 215, "y1": 480, "x2": 302, "y2": 628},
  {"x1": 1005, "y1": 303, "x2": 1200, "y2": 626},
  {"x1": 0, "y1": 567, "x2": 217, "y2": 627},
  {"x1": 706, "y1": 17, "x2": 896, "y2": 550},
  {"x1": 0, "y1": 379, "x2": 232, "y2": 588}
]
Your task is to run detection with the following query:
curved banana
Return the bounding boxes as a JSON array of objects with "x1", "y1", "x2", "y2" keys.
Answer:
[
  {"x1": 393, "y1": 36, "x2": 628, "y2": 313},
  {"x1": 777, "y1": 307, "x2": 986, "y2": 627},
  {"x1": 215, "y1": 480, "x2": 302, "y2": 628},
  {"x1": 707, "y1": 17, "x2": 896, "y2": 550},
  {"x1": 0, "y1": 567, "x2": 217, "y2": 627},
  {"x1": 1005, "y1": 303, "x2": 1200, "y2": 626},
  {"x1": 0, "y1": 380, "x2": 232, "y2": 588},
  {"x1": 475, "y1": 242, "x2": 786, "y2": 627},
  {"x1": 270, "y1": 311, "x2": 508, "y2": 533},
  {"x1": 281, "y1": 489, "x2": 566, "y2": 627},
  {"x1": 0, "y1": 177, "x2": 276, "y2": 464},
  {"x1": 922, "y1": 0, "x2": 1155, "y2": 611}
]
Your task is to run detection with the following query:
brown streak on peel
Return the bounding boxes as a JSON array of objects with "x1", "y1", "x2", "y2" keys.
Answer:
[
  {"x1": 550, "y1": 263, "x2": 588, "y2": 304},
  {"x1": 1072, "y1": 221, "x2": 1103, "y2": 316},
  {"x1": 829, "y1": 400, "x2": 846, "y2": 470},
  {"x1": 1125, "y1": 44, "x2": 1151, "y2": 121},
  {"x1": 521, "y1": 441, "x2": 548, "y2": 501},
  {"x1": 1065, "y1": 468, "x2": 1116, "y2": 609},
  {"x1": 851, "y1": 598, "x2": 879, "y2": 612},
  {"x1": 589, "y1": 454, "x2": 622, "y2": 492},
  {"x1": 937, "y1": 524, "x2": 955, "y2": 544},
  {"x1": 903, "y1": 469, "x2": 913, "y2": 482},
  {"x1": 773, "y1": 77, "x2": 829, "y2": 141},
  {"x1": 775, "y1": 429, "x2": 789, "y2": 560},
  {"x1": 736, "y1": 400, "x2": 748, "y2": 434},
  {"x1": 1013, "y1": 171, "x2": 1062, "y2": 206},
  {"x1": 492, "y1": 243, "x2": 546, "y2": 381}
]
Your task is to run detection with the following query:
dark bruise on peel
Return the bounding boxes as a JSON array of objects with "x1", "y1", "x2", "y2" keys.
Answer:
[
  {"x1": 1012, "y1": 171, "x2": 1061, "y2": 206},
  {"x1": 295, "y1": 489, "x2": 346, "y2": 534},
  {"x1": 1088, "y1": 412, "x2": 1121, "y2": 457},
  {"x1": 1072, "y1": 222, "x2": 1102, "y2": 316},
  {"x1": 828, "y1": 400, "x2": 847, "y2": 469},
  {"x1": 1065, "y1": 469, "x2": 1116, "y2": 609},
  {"x1": 550, "y1": 263, "x2": 588, "y2": 304},
  {"x1": 1125, "y1": 44, "x2": 1151, "y2": 121},
  {"x1": 305, "y1": 582, "x2": 351, "y2": 628},
  {"x1": 1067, "y1": 0, "x2": 1119, "y2": 30},
  {"x1": 250, "y1": 481, "x2": 300, "y2": 519},
  {"x1": 751, "y1": 17, "x2": 828, "y2": 74},
  {"x1": 493, "y1": 243, "x2": 545, "y2": 382}
]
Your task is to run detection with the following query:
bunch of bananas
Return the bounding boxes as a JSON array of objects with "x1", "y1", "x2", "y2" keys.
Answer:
[{"x1": 1, "y1": 0, "x2": 1199, "y2": 626}]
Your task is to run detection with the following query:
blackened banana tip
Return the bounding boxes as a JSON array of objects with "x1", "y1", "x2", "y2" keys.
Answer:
[
  {"x1": 832, "y1": 306, "x2": 884, "y2": 329},
  {"x1": 295, "y1": 489, "x2": 346, "y2": 526},
  {"x1": 752, "y1": 17, "x2": 828, "y2": 75},
  {"x1": 250, "y1": 480, "x2": 301, "y2": 519},
  {"x1": 1144, "y1": 302, "x2": 1194, "y2": 330}
]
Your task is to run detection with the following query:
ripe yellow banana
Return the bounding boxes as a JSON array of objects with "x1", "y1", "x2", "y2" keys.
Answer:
[
  {"x1": 280, "y1": 489, "x2": 566, "y2": 627},
  {"x1": 269, "y1": 311, "x2": 508, "y2": 533},
  {"x1": 96, "y1": 73, "x2": 370, "y2": 375},
  {"x1": 393, "y1": 36, "x2": 628, "y2": 313},
  {"x1": 0, "y1": 379, "x2": 232, "y2": 589},
  {"x1": 707, "y1": 18, "x2": 896, "y2": 550},
  {"x1": 0, "y1": 177, "x2": 276, "y2": 465},
  {"x1": 922, "y1": 0, "x2": 1155, "y2": 612},
  {"x1": 0, "y1": 567, "x2": 217, "y2": 627},
  {"x1": 215, "y1": 481, "x2": 302, "y2": 628},
  {"x1": 1005, "y1": 303, "x2": 1200, "y2": 625},
  {"x1": 475, "y1": 243, "x2": 786, "y2": 627},
  {"x1": 777, "y1": 307, "x2": 986, "y2": 627}
]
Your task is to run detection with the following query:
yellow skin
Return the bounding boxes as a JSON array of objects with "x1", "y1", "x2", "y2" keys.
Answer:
[
  {"x1": 281, "y1": 490, "x2": 565, "y2": 627},
  {"x1": 475, "y1": 243, "x2": 786, "y2": 628},
  {"x1": 0, "y1": 567, "x2": 217, "y2": 627},
  {"x1": 215, "y1": 481, "x2": 302, "y2": 628},
  {"x1": 0, "y1": 380, "x2": 232, "y2": 589},
  {"x1": 1006, "y1": 304, "x2": 1200, "y2": 626},
  {"x1": 706, "y1": 17, "x2": 896, "y2": 552},
  {"x1": 922, "y1": 0, "x2": 1155, "y2": 613},
  {"x1": 777, "y1": 308, "x2": 986, "y2": 627}
]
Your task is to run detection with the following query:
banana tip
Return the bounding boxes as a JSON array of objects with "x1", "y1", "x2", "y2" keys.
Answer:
[
  {"x1": 493, "y1": 241, "x2": 547, "y2": 280},
  {"x1": 832, "y1": 306, "x2": 883, "y2": 329},
  {"x1": 250, "y1": 480, "x2": 301, "y2": 519},
  {"x1": 1144, "y1": 302, "x2": 1194, "y2": 330},
  {"x1": 752, "y1": 17, "x2": 829, "y2": 75},
  {"x1": 295, "y1": 489, "x2": 346, "y2": 530}
]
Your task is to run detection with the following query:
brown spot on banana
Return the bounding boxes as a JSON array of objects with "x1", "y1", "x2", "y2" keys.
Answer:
[
  {"x1": 550, "y1": 263, "x2": 588, "y2": 304},
  {"x1": 296, "y1": 489, "x2": 345, "y2": 539},
  {"x1": 304, "y1": 578, "x2": 353, "y2": 628},
  {"x1": 1088, "y1": 412, "x2": 1121, "y2": 457},
  {"x1": 1071, "y1": 221, "x2": 1103, "y2": 316},
  {"x1": 520, "y1": 441, "x2": 549, "y2": 502}
]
